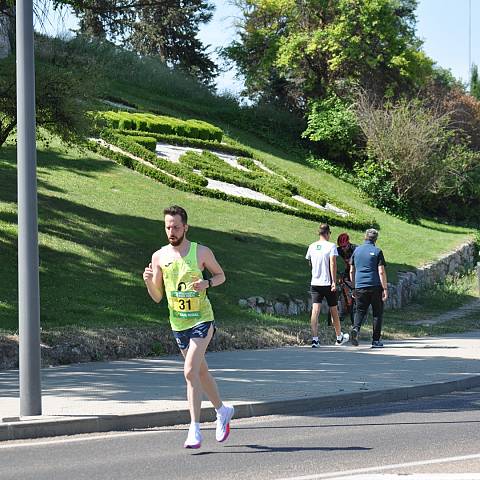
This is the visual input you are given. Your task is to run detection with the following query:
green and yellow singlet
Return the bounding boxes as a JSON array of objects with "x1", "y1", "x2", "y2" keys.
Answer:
[{"x1": 162, "y1": 242, "x2": 214, "y2": 331}]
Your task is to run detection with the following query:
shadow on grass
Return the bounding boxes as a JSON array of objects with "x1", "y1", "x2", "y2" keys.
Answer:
[
  {"x1": 0, "y1": 145, "x2": 422, "y2": 333},
  {"x1": 418, "y1": 217, "x2": 479, "y2": 234}
]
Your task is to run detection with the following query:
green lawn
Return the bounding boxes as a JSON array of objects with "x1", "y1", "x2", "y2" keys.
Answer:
[{"x1": 0, "y1": 125, "x2": 475, "y2": 334}]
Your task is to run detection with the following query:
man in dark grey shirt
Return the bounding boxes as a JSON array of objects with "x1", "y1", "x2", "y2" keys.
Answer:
[{"x1": 349, "y1": 228, "x2": 388, "y2": 348}]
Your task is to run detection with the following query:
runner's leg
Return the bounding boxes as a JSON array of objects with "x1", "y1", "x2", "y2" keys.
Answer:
[
  {"x1": 181, "y1": 346, "x2": 221, "y2": 409},
  {"x1": 199, "y1": 358, "x2": 222, "y2": 409},
  {"x1": 183, "y1": 325, "x2": 214, "y2": 422}
]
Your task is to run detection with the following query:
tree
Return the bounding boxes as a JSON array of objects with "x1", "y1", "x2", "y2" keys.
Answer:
[
  {"x1": 127, "y1": 0, "x2": 217, "y2": 85},
  {"x1": 0, "y1": 49, "x2": 96, "y2": 147},
  {"x1": 0, "y1": 0, "x2": 14, "y2": 59},
  {"x1": 57, "y1": 0, "x2": 218, "y2": 85},
  {"x1": 471, "y1": 63, "x2": 480, "y2": 101},
  {"x1": 225, "y1": 0, "x2": 432, "y2": 109}
]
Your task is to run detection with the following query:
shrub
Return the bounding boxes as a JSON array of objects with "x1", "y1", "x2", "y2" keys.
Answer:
[
  {"x1": 99, "y1": 111, "x2": 223, "y2": 142},
  {"x1": 303, "y1": 94, "x2": 361, "y2": 165},
  {"x1": 125, "y1": 135, "x2": 157, "y2": 152},
  {"x1": 354, "y1": 160, "x2": 414, "y2": 219}
]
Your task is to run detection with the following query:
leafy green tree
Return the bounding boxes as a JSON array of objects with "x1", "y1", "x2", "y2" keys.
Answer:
[{"x1": 225, "y1": 0, "x2": 432, "y2": 108}]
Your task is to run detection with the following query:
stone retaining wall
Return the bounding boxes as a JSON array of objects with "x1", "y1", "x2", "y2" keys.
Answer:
[{"x1": 239, "y1": 240, "x2": 477, "y2": 316}]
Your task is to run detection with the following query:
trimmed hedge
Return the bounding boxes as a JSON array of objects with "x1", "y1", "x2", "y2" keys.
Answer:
[
  {"x1": 119, "y1": 129, "x2": 253, "y2": 158},
  {"x1": 125, "y1": 135, "x2": 157, "y2": 152},
  {"x1": 100, "y1": 111, "x2": 223, "y2": 142}
]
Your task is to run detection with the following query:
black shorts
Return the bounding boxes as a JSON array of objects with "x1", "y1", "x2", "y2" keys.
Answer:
[
  {"x1": 172, "y1": 321, "x2": 215, "y2": 350},
  {"x1": 310, "y1": 285, "x2": 337, "y2": 307}
]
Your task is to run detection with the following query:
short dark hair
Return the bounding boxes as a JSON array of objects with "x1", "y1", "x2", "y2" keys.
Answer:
[
  {"x1": 319, "y1": 223, "x2": 331, "y2": 236},
  {"x1": 163, "y1": 205, "x2": 188, "y2": 224}
]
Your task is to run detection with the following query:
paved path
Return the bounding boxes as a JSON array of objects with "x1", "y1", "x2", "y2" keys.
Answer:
[
  {"x1": 408, "y1": 299, "x2": 480, "y2": 326},
  {"x1": 1, "y1": 332, "x2": 480, "y2": 440}
]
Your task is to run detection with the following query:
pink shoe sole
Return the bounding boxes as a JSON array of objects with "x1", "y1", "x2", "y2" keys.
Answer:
[{"x1": 217, "y1": 423, "x2": 230, "y2": 443}]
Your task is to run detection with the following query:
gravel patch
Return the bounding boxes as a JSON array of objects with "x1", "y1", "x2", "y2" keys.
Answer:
[
  {"x1": 293, "y1": 195, "x2": 348, "y2": 216},
  {"x1": 206, "y1": 178, "x2": 294, "y2": 208}
]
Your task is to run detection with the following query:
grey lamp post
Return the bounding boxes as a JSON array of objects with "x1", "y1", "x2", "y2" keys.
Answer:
[{"x1": 16, "y1": 0, "x2": 42, "y2": 416}]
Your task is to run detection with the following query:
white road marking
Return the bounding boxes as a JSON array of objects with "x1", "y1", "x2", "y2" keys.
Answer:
[
  {"x1": 331, "y1": 475, "x2": 480, "y2": 479},
  {"x1": 275, "y1": 453, "x2": 480, "y2": 480}
]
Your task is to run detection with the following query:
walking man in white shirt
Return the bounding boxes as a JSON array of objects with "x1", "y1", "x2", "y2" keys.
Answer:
[{"x1": 306, "y1": 224, "x2": 349, "y2": 348}]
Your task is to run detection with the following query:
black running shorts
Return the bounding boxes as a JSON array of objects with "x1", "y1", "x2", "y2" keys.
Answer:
[{"x1": 310, "y1": 285, "x2": 337, "y2": 307}]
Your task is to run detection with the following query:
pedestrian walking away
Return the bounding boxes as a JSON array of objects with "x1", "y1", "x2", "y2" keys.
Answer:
[
  {"x1": 143, "y1": 205, "x2": 234, "y2": 449},
  {"x1": 337, "y1": 232, "x2": 357, "y2": 325},
  {"x1": 350, "y1": 228, "x2": 388, "y2": 348},
  {"x1": 306, "y1": 223, "x2": 349, "y2": 348}
]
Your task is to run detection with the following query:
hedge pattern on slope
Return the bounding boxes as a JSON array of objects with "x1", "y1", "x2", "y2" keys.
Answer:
[
  {"x1": 99, "y1": 130, "x2": 206, "y2": 186},
  {"x1": 99, "y1": 111, "x2": 223, "y2": 142},
  {"x1": 180, "y1": 151, "x2": 377, "y2": 228},
  {"x1": 90, "y1": 141, "x2": 377, "y2": 229},
  {"x1": 254, "y1": 156, "x2": 377, "y2": 229},
  {"x1": 92, "y1": 136, "x2": 377, "y2": 230}
]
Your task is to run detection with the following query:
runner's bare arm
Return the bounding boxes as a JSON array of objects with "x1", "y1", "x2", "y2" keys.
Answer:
[
  {"x1": 143, "y1": 251, "x2": 164, "y2": 303},
  {"x1": 192, "y1": 246, "x2": 226, "y2": 292}
]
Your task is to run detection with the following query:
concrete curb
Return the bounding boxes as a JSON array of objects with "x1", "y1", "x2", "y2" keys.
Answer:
[{"x1": 2, "y1": 374, "x2": 480, "y2": 442}]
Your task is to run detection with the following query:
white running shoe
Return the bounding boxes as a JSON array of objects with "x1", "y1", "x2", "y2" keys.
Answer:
[
  {"x1": 216, "y1": 404, "x2": 234, "y2": 442},
  {"x1": 184, "y1": 428, "x2": 202, "y2": 449},
  {"x1": 336, "y1": 333, "x2": 350, "y2": 346}
]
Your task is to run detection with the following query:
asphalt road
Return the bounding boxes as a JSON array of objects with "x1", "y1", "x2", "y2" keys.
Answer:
[{"x1": 2, "y1": 389, "x2": 480, "y2": 480}]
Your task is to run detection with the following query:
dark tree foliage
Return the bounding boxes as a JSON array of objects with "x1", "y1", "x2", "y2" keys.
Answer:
[
  {"x1": 127, "y1": 0, "x2": 217, "y2": 86},
  {"x1": 56, "y1": 0, "x2": 217, "y2": 85}
]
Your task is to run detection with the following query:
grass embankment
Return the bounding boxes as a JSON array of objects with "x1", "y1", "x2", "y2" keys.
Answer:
[{"x1": 0, "y1": 131, "x2": 475, "y2": 338}]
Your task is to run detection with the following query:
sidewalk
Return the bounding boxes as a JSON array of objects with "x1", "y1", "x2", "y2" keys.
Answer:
[{"x1": 1, "y1": 332, "x2": 480, "y2": 441}]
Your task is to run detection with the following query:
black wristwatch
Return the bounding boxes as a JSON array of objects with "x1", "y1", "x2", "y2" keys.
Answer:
[{"x1": 207, "y1": 278, "x2": 213, "y2": 288}]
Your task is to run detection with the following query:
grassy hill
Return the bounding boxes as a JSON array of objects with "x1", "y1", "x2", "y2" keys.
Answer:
[{"x1": 0, "y1": 39, "x2": 476, "y2": 335}]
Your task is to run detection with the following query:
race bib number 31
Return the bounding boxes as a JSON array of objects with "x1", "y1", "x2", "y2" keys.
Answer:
[{"x1": 171, "y1": 291, "x2": 201, "y2": 318}]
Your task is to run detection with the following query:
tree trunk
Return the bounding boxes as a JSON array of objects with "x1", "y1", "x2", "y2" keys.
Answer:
[{"x1": 0, "y1": 11, "x2": 14, "y2": 59}]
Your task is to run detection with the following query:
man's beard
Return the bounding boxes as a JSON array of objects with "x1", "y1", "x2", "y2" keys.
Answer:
[{"x1": 168, "y1": 232, "x2": 185, "y2": 247}]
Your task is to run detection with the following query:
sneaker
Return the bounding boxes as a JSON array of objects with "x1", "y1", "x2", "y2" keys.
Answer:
[
  {"x1": 371, "y1": 340, "x2": 384, "y2": 348},
  {"x1": 336, "y1": 333, "x2": 350, "y2": 346},
  {"x1": 350, "y1": 329, "x2": 359, "y2": 346},
  {"x1": 311, "y1": 339, "x2": 319, "y2": 348},
  {"x1": 216, "y1": 404, "x2": 234, "y2": 442},
  {"x1": 184, "y1": 428, "x2": 202, "y2": 449}
]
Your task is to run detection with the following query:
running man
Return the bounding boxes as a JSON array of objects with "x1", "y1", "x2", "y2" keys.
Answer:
[
  {"x1": 143, "y1": 205, "x2": 234, "y2": 449},
  {"x1": 306, "y1": 223, "x2": 349, "y2": 348}
]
